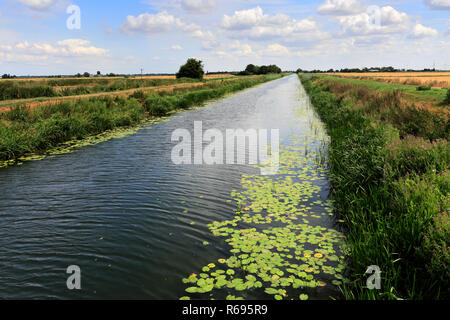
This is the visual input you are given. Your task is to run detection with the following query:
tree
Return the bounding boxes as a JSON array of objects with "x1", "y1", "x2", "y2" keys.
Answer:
[
  {"x1": 83, "y1": 72, "x2": 90, "y2": 77},
  {"x1": 245, "y1": 64, "x2": 259, "y2": 75},
  {"x1": 176, "y1": 58, "x2": 205, "y2": 80},
  {"x1": 239, "y1": 64, "x2": 282, "y2": 76},
  {"x1": 258, "y1": 65, "x2": 270, "y2": 74},
  {"x1": 97, "y1": 71, "x2": 101, "y2": 76}
]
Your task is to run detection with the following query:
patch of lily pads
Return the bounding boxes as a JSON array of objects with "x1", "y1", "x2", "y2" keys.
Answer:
[{"x1": 180, "y1": 90, "x2": 348, "y2": 301}]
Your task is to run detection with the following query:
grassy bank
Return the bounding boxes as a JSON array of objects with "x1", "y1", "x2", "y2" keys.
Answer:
[
  {"x1": 0, "y1": 74, "x2": 283, "y2": 165},
  {"x1": 299, "y1": 74, "x2": 449, "y2": 300},
  {"x1": 0, "y1": 77, "x2": 223, "y2": 101},
  {"x1": 320, "y1": 75, "x2": 449, "y2": 106}
]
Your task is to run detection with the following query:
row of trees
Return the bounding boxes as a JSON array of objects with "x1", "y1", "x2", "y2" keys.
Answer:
[
  {"x1": 297, "y1": 67, "x2": 440, "y2": 73},
  {"x1": 2, "y1": 74, "x2": 16, "y2": 79},
  {"x1": 74, "y1": 71, "x2": 117, "y2": 77},
  {"x1": 239, "y1": 64, "x2": 282, "y2": 76}
]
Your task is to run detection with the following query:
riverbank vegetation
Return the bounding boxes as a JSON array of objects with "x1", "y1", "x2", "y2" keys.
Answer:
[
  {"x1": 0, "y1": 74, "x2": 283, "y2": 166},
  {"x1": 0, "y1": 77, "x2": 203, "y2": 102},
  {"x1": 299, "y1": 74, "x2": 449, "y2": 300}
]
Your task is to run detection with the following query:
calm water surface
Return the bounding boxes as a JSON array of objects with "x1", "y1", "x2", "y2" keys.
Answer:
[{"x1": 0, "y1": 75, "x2": 341, "y2": 299}]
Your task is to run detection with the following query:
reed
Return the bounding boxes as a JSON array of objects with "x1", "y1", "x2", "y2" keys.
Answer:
[{"x1": 300, "y1": 74, "x2": 449, "y2": 300}]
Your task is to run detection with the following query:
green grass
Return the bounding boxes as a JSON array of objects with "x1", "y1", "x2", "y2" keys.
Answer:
[
  {"x1": 0, "y1": 74, "x2": 283, "y2": 163},
  {"x1": 300, "y1": 74, "x2": 449, "y2": 300},
  {"x1": 0, "y1": 76, "x2": 239, "y2": 102},
  {"x1": 319, "y1": 75, "x2": 448, "y2": 104},
  {"x1": 313, "y1": 75, "x2": 449, "y2": 140}
]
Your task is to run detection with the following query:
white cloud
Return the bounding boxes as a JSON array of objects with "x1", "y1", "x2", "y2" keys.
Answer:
[
  {"x1": 16, "y1": 0, "x2": 54, "y2": 10},
  {"x1": 170, "y1": 45, "x2": 183, "y2": 50},
  {"x1": 338, "y1": 6, "x2": 411, "y2": 36},
  {"x1": 220, "y1": 7, "x2": 328, "y2": 41},
  {"x1": 119, "y1": 10, "x2": 214, "y2": 41},
  {"x1": 317, "y1": 0, "x2": 364, "y2": 15},
  {"x1": 221, "y1": 6, "x2": 267, "y2": 30},
  {"x1": 0, "y1": 39, "x2": 108, "y2": 64},
  {"x1": 206, "y1": 41, "x2": 294, "y2": 60},
  {"x1": 424, "y1": 0, "x2": 450, "y2": 10},
  {"x1": 120, "y1": 11, "x2": 187, "y2": 34},
  {"x1": 410, "y1": 23, "x2": 438, "y2": 38},
  {"x1": 207, "y1": 40, "x2": 255, "y2": 58},
  {"x1": 261, "y1": 43, "x2": 290, "y2": 57},
  {"x1": 180, "y1": 0, "x2": 216, "y2": 14}
]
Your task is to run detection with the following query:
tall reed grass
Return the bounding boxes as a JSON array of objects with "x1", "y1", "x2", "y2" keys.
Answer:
[{"x1": 300, "y1": 75, "x2": 449, "y2": 300}]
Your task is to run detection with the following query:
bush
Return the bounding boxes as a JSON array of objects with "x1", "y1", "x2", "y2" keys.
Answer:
[
  {"x1": 176, "y1": 58, "x2": 205, "y2": 80},
  {"x1": 417, "y1": 85, "x2": 431, "y2": 91}
]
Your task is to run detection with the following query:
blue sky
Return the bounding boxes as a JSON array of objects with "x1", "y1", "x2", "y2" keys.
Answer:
[{"x1": 0, "y1": 0, "x2": 449, "y2": 75}]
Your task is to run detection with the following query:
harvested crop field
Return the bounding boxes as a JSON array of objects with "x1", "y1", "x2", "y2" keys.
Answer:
[{"x1": 330, "y1": 72, "x2": 450, "y2": 88}]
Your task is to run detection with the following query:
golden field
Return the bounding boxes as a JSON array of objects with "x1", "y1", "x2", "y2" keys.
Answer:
[{"x1": 331, "y1": 72, "x2": 450, "y2": 88}]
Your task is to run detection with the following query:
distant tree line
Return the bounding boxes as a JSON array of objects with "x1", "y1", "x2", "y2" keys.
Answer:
[
  {"x1": 238, "y1": 64, "x2": 282, "y2": 76},
  {"x1": 296, "y1": 66, "x2": 440, "y2": 73},
  {"x1": 2, "y1": 74, "x2": 16, "y2": 79}
]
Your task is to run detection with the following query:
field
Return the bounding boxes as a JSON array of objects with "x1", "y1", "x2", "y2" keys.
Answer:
[
  {"x1": 331, "y1": 72, "x2": 450, "y2": 89},
  {"x1": 0, "y1": 74, "x2": 245, "y2": 113},
  {"x1": 300, "y1": 73, "x2": 449, "y2": 300},
  {"x1": 0, "y1": 74, "x2": 236, "y2": 104}
]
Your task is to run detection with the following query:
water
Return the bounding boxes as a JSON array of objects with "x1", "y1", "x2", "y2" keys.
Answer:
[{"x1": 0, "y1": 75, "x2": 342, "y2": 300}]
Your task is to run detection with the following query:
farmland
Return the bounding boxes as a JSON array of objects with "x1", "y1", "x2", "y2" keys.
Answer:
[
  {"x1": 0, "y1": 74, "x2": 236, "y2": 104},
  {"x1": 331, "y1": 72, "x2": 450, "y2": 89}
]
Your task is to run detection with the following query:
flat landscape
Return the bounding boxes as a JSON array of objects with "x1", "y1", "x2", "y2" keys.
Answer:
[{"x1": 0, "y1": 0, "x2": 448, "y2": 306}]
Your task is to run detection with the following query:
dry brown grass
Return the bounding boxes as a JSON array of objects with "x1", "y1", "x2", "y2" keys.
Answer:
[
  {"x1": 318, "y1": 78, "x2": 449, "y2": 119},
  {"x1": 330, "y1": 72, "x2": 450, "y2": 88}
]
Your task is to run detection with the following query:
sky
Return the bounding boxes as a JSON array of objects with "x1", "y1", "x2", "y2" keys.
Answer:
[{"x1": 0, "y1": 0, "x2": 449, "y2": 76}]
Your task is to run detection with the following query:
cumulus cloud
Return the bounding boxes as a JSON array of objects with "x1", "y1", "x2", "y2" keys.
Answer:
[
  {"x1": 410, "y1": 23, "x2": 438, "y2": 38},
  {"x1": 220, "y1": 7, "x2": 328, "y2": 41},
  {"x1": 16, "y1": 0, "x2": 55, "y2": 10},
  {"x1": 260, "y1": 43, "x2": 290, "y2": 57},
  {"x1": 119, "y1": 11, "x2": 214, "y2": 41},
  {"x1": 337, "y1": 6, "x2": 411, "y2": 36},
  {"x1": 120, "y1": 11, "x2": 188, "y2": 34},
  {"x1": 0, "y1": 39, "x2": 108, "y2": 64},
  {"x1": 180, "y1": 0, "x2": 216, "y2": 14},
  {"x1": 317, "y1": 0, "x2": 364, "y2": 15},
  {"x1": 424, "y1": 0, "x2": 450, "y2": 10}
]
